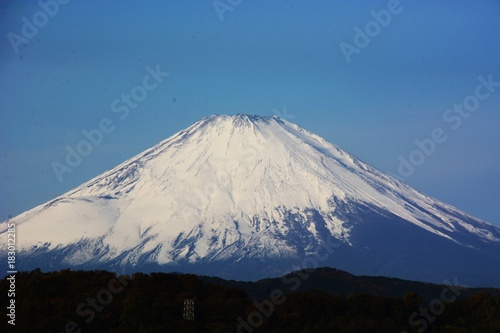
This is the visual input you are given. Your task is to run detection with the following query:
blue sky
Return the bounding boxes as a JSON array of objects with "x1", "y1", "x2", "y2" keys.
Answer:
[{"x1": 1, "y1": 0, "x2": 499, "y2": 226}]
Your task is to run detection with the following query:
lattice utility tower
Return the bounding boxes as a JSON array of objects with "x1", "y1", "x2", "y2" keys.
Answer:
[{"x1": 183, "y1": 299, "x2": 195, "y2": 320}]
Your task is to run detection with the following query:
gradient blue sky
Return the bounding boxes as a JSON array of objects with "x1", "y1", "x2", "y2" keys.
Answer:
[{"x1": 1, "y1": 0, "x2": 499, "y2": 226}]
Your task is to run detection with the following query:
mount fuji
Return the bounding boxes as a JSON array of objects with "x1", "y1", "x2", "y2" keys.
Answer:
[{"x1": 2, "y1": 114, "x2": 499, "y2": 286}]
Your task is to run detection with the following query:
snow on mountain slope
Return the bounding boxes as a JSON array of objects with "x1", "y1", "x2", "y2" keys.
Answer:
[{"x1": 1, "y1": 114, "x2": 499, "y2": 286}]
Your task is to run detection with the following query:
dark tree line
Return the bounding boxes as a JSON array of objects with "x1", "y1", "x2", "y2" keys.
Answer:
[{"x1": 1, "y1": 268, "x2": 499, "y2": 333}]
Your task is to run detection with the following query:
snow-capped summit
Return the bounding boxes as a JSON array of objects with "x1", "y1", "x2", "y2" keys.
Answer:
[{"x1": 2, "y1": 114, "x2": 500, "y2": 286}]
